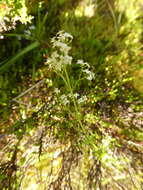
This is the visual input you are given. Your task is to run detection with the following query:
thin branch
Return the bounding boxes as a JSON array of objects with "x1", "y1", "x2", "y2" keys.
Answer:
[{"x1": 12, "y1": 79, "x2": 45, "y2": 102}]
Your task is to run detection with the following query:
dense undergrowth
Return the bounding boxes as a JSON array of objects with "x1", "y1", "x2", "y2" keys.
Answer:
[{"x1": 0, "y1": 0, "x2": 143, "y2": 189}]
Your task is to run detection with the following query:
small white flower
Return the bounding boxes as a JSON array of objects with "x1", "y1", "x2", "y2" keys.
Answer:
[
  {"x1": 46, "y1": 51, "x2": 63, "y2": 71},
  {"x1": 78, "y1": 95, "x2": 87, "y2": 104},
  {"x1": 57, "y1": 31, "x2": 73, "y2": 41},
  {"x1": 77, "y1": 59, "x2": 84, "y2": 65},
  {"x1": 24, "y1": 30, "x2": 31, "y2": 36},
  {"x1": 60, "y1": 94, "x2": 70, "y2": 105},
  {"x1": 68, "y1": 93, "x2": 79, "y2": 99},
  {"x1": 87, "y1": 72, "x2": 95, "y2": 80},
  {"x1": 83, "y1": 69, "x2": 95, "y2": 80},
  {"x1": 102, "y1": 136, "x2": 113, "y2": 148},
  {"x1": 83, "y1": 69, "x2": 90, "y2": 74},
  {"x1": 54, "y1": 88, "x2": 60, "y2": 94},
  {"x1": 61, "y1": 55, "x2": 72, "y2": 65},
  {"x1": 74, "y1": 93, "x2": 79, "y2": 99},
  {"x1": 61, "y1": 31, "x2": 73, "y2": 39},
  {"x1": 77, "y1": 60, "x2": 90, "y2": 68},
  {"x1": 53, "y1": 41, "x2": 71, "y2": 54}
]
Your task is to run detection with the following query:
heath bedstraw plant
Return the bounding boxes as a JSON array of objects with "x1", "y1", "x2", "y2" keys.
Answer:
[
  {"x1": 45, "y1": 31, "x2": 107, "y2": 154},
  {"x1": 46, "y1": 31, "x2": 95, "y2": 115}
]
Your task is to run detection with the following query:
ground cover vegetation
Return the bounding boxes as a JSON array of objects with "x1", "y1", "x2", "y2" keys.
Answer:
[{"x1": 0, "y1": 0, "x2": 143, "y2": 189}]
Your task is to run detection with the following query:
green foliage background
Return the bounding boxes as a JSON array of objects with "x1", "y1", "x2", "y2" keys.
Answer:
[{"x1": 0, "y1": 0, "x2": 143, "y2": 189}]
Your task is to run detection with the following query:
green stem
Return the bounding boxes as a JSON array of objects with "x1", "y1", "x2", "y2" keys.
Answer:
[
  {"x1": 59, "y1": 67, "x2": 98, "y2": 155},
  {"x1": 64, "y1": 67, "x2": 78, "y2": 111},
  {"x1": 63, "y1": 67, "x2": 84, "y2": 130}
]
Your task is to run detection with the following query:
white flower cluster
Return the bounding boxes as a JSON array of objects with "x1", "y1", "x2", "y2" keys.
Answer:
[
  {"x1": 54, "y1": 88, "x2": 60, "y2": 94},
  {"x1": 60, "y1": 94, "x2": 70, "y2": 105},
  {"x1": 54, "y1": 31, "x2": 73, "y2": 43},
  {"x1": 83, "y1": 69, "x2": 95, "y2": 81},
  {"x1": 46, "y1": 31, "x2": 95, "y2": 81},
  {"x1": 46, "y1": 31, "x2": 73, "y2": 71},
  {"x1": 77, "y1": 59, "x2": 95, "y2": 81},
  {"x1": 60, "y1": 93, "x2": 87, "y2": 106},
  {"x1": 77, "y1": 95, "x2": 87, "y2": 104}
]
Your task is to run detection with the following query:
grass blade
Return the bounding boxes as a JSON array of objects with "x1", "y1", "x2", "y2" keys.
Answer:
[{"x1": 0, "y1": 41, "x2": 40, "y2": 72}]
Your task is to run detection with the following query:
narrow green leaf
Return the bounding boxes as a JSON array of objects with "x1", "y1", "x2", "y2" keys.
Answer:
[{"x1": 0, "y1": 41, "x2": 40, "y2": 72}]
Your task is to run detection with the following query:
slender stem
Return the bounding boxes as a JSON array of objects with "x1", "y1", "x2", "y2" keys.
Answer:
[
  {"x1": 56, "y1": 71, "x2": 68, "y2": 87},
  {"x1": 63, "y1": 67, "x2": 84, "y2": 130},
  {"x1": 64, "y1": 67, "x2": 78, "y2": 112},
  {"x1": 60, "y1": 67, "x2": 96, "y2": 152}
]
